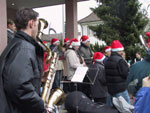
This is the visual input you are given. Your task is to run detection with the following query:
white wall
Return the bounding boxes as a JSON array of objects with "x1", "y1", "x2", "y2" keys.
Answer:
[{"x1": 78, "y1": 21, "x2": 105, "y2": 45}]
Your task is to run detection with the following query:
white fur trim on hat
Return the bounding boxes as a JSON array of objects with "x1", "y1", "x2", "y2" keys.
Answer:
[
  {"x1": 82, "y1": 38, "x2": 90, "y2": 43},
  {"x1": 71, "y1": 42, "x2": 80, "y2": 46},
  {"x1": 112, "y1": 47, "x2": 124, "y2": 52},
  {"x1": 65, "y1": 40, "x2": 70, "y2": 44},
  {"x1": 53, "y1": 40, "x2": 60, "y2": 45},
  {"x1": 105, "y1": 48, "x2": 111, "y2": 52},
  {"x1": 95, "y1": 55, "x2": 105, "y2": 62}
]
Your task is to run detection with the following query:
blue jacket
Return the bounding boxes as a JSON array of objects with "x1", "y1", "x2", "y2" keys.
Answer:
[{"x1": 135, "y1": 87, "x2": 150, "y2": 113}]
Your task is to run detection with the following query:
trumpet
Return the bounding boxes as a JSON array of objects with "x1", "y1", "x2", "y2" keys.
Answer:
[{"x1": 37, "y1": 18, "x2": 65, "y2": 112}]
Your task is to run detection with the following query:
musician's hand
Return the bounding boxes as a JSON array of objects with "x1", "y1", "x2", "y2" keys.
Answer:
[
  {"x1": 47, "y1": 107, "x2": 54, "y2": 113},
  {"x1": 47, "y1": 110, "x2": 50, "y2": 113},
  {"x1": 42, "y1": 71, "x2": 49, "y2": 82},
  {"x1": 83, "y1": 62, "x2": 86, "y2": 67},
  {"x1": 46, "y1": 108, "x2": 52, "y2": 113},
  {"x1": 142, "y1": 76, "x2": 150, "y2": 87}
]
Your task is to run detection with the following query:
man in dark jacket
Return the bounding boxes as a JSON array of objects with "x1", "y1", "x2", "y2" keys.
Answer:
[
  {"x1": 0, "y1": 8, "x2": 48, "y2": 113},
  {"x1": 105, "y1": 40, "x2": 130, "y2": 105},
  {"x1": 79, "y1": 35, "x2": 93, "y2": 67},
  {"x1": 85, "y1": 52, "x2": 108, "y2": 104},
  {"x1": 103, "y1": 46, "x2": 111, "y2": 64}
]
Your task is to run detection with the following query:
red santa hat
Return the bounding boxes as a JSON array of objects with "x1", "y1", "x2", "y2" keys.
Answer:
[
  {"x1": 146, "y1": 32, "x2": 150, "y2": 47},
  {"x1": 103, "y1": 46, "x2": 111, "y2": 53},
  {"x1": 51, "y1": 38, "x2": 60, "y2": 45},
  {"x1": 80, "y1": 35, "x2": 90, "y2": 43},
  {"x1": 70, "y1": 38, "x2": 80, "y2": 47},
  {"x1": 64, "y1": 37, "x2": 70, "y2": 44},
  {"x1": 111, "y1": 40, "x2": 124, "y2": 52},
  {"x1": 93, "y1": 52, "x2": 105, "y2": 62},
  {"x1": 43, "y1": 41, "x2": 48, "y2": 46},
  {"x1": 43, "y1": 41, "x2": 47, "y2": 44}
]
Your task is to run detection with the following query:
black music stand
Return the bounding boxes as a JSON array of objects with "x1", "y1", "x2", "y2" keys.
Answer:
[{"x1": 61, "y1": 67, "x2": 99, "y2": 113}]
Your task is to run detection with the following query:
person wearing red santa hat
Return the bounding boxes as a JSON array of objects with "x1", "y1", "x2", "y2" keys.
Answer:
[
  {"x1": 105, "y1": 40, "x2": 130, "y2": 106},
  {"x1": 50, "y1": 38, "x2": 60, "y2": 51},
  {"x1": 62, "y1": 37, "x2": 70, "y2": 52},
  {"x1": 83, "y1": 52, "x2": 108, "y2": 104},
  {"x1": 64, "y1": 38, "x2": 86, "y2": 92},
  {"x1": 50, "y1": 38, "x2": 64, "y2": 89},
  {"x1": 103, "y1": 46, "x2": 111, "y2": 64},
  {"x1": 79, "y1": 35, "x2": 93, "y2": 67},
  {"x1": 64, "y1": 37, "x2": 70, "y2": 45}
]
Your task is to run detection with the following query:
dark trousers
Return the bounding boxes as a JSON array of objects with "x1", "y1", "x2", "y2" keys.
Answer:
[{"x1": 52, "y1": 70, "x2": 63, "y2": 89}]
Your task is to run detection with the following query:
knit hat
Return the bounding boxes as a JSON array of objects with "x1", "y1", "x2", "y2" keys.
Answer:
[
  {"x1": 111, "y1": 40, "x2": 124, "y2": 52},
  {"x1": 64, "y1": 37, "x2": 70, "y2": 44},
  {"x1": 93, "y1": 52, "x2": 105, "y2": 62},
  {"x1": 103, "y1": 46, "x2": 111, "y2": 53},
  {"x1": 70, "y1": 38, "x2": 80, "y2": 47},
  {"x1": 51, "y1": 38, "x2": 59, "y2": 45},
  {"x1": 80, "y1": 35, "x2": 90, "y2": 43}
]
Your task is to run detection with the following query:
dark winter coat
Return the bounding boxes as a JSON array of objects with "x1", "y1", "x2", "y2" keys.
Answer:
[
  {"x1": 7, "y1": 29, "x2": 15, "y2": 44},
  {"x1": 85, "y1": 61, "x2": 107, "y2": 99},
  {"x1": 0, "y1": 31, "x2": 46, "y2": 113},
  {"x1": 127, "y1": 50, "x2": 150, "y2": 96},
  {"x1": 105, "y1": 52, "x2": 129, "y2": 95},
  {"x1": 78, "y1": 43, "x2": 93, "y2": 66}
]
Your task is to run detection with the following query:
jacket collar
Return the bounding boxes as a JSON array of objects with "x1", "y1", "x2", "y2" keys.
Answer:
[
  {"x1": 95, "y1": 61, "x2": 104, "y2": 66},
  {"x1": 15, "y1": 30, "x2": 43, "y2": 51},
  {"x1": 111, "y1": 52, "x2": 122, "y2": 58},
  {"x1": 15, "y1": 31, "x2": 44, "y2": 57},
  {"x1": 81, "y1": 43, "x2": 89, "y2": 48}
]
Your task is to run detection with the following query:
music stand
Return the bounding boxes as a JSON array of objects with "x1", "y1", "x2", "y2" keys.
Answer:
[{"x1": 61, "y1": 66, "x2": 99, "y2": 113}]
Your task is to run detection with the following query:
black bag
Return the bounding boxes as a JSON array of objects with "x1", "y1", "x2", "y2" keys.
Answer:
[{"x1": 65, "y1": 91, "x2": 119, "y2": 113}]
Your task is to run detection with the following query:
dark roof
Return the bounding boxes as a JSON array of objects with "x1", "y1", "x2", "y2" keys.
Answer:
[{"x1": 78, "y1": 12, "x2": 101, "y2": 23}]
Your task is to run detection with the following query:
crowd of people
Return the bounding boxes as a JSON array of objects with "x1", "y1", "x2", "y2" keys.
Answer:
[{"x1": 1, "y1": 7, "x2": 150, "y2": 113}]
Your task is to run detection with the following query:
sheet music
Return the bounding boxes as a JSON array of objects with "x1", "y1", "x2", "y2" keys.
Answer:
[{"x1": 71, "y1": 67, "x2": 88, "y2": 82}]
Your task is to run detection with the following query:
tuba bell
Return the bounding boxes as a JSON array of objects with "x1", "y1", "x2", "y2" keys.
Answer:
[{"x1": 37, "y1": 18, "x2": 65, "y2": 112}]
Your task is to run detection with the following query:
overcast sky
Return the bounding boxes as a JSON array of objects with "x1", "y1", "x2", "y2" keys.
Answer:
[
  {"x1": 34, "y1": 1, "x2": 98, "y2": 33},
  {"x1": 34, "y1": 0, "x2": 150, "y2": 33}
]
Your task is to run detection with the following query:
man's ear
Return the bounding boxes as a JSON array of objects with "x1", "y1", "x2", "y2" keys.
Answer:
[{"x1": 28, "y1": 20, "x2": 34, "y2": 28}]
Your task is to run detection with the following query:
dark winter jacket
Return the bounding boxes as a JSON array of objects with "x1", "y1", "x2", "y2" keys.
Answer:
[
  {"x1": 0, "y1": 31, "x2": 46, "y2": 113},
  {"x1": 78, "y1": 43, "x2": 93, "y2": 66},
  {"x1": 127, "y1": 50, "x2": 150, "y2": 96},
  {"x1": 105, "y1": 52, "x2": 129, "y2": 95},
  {"x1": 85, "y1": 61, "x2": 107, "y2": 99},
  {"x1": 103, "y1": 56, "x2": 109, "y2": 64}
]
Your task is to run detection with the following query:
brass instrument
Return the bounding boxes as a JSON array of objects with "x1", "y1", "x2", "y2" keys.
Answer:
[
  {"x1": 139, "y1": 35, "x2": 149, "y2": 51},
  {"x1": 37, "y1": 18, "x2": 65, "y2": 112}
]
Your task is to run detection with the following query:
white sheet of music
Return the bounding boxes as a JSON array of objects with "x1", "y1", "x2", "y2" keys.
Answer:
[{"x1": 71, "y1": 67, "x2": 88, "y2": 82}]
